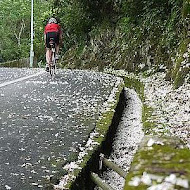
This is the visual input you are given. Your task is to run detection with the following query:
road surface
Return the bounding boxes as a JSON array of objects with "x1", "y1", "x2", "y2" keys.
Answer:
[{"x1": 0, "y1": 68, "x2": 119, "y2": 189}]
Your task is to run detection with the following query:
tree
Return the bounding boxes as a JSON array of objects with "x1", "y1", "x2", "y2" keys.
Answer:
[{"x1": 0, "y1": 0, "x2": 51, "y2": 62}]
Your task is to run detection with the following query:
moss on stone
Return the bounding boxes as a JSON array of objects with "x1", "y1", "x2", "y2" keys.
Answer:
[
  {"x1": 124, "y1": 136, "x2": 190, "y2": 190},
  {"x1": 124, "y1": 77, "x2": 145, "y2": 101},
  {"x1": 123, "y1": 76, "x2": 159, "y2": 135},
  {"x1": 174, "y1": 67, "x2": 190, "y2": 88},
  {"x1": 171, "y1": 59, "x2": 182, "y2": 81},
  {"x1": 169, "y1": 38, "x2": 190, "y2": 88}
]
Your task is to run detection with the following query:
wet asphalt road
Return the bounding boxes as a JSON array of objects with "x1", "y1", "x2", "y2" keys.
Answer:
[{"x1": 0, "y1": 68, "x2": 118, "y2": 189}]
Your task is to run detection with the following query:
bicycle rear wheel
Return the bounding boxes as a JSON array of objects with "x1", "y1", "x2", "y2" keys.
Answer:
[
  {"x1": 49, "y1": 64, "x2": 54, "y2": 77},
  {"x1": 53, "y1": 48, "x2": 57, "y2": 74}
]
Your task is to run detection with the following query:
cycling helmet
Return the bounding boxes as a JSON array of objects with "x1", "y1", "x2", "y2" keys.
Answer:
[{"x1": 48, "y1": 17, "x2": 57, "y2": 24}]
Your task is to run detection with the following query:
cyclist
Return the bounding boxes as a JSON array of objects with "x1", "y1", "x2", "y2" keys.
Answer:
[{"x1": 44, "y1": 17, "x2": 62, "y2": 71}]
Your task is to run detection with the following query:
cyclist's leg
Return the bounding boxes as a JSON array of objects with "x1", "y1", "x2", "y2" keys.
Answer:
[
  {"x1": 45, "y1": 33, "x2": 51, "y2": 71},
  {"x1": 45, "y1": 49, "x2": 49, "y2": 72},
  {"x1": 46, "y1": 47, "x2": 54, "y2": 71},
  {"x1": 55, "y1": 44, "x2": 59, "y2": 60},
  {"x1": 46, "y1": 48, "x2": 50, "y2": 64}
]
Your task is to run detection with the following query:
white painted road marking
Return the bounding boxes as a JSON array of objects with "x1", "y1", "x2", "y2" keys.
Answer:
[{"x1": 0, "y1": 70, "x2": 45, "y2": 88}]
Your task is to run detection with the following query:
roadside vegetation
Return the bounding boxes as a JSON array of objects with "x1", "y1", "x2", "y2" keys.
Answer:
[
  {"x1": 57, "y1": 0, "x2": 190, "y2": 88},
  {"x1": 0, "y1": 0, "x2": 51, "y2": 62}
]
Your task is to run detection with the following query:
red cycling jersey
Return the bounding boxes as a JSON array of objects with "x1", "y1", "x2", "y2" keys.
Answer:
[{"x1": 44, "y1": 23, "x2": 61, "y2": 34}]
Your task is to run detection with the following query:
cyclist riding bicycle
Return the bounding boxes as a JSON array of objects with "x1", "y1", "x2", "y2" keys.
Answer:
[{"x1": 44, "y1": 17, "x2": 62, "y2": 72}]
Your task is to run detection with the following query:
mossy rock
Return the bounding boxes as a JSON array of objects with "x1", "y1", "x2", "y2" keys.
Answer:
[
  {"x1": 124, "y1": 136, "x2": 190, "y2": 190},
  {"x1": 168, "y1": 38, "x2": 190, "y2": 87},
  {"x1": 174, "y1": 66, "x2": 190, "y2": 89},
  {"x1": 124, "y1": 77, "x2": 144, "y2": 101}
]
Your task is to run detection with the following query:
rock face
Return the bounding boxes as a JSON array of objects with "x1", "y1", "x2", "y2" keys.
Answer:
[{"x1": 0, "y1": 68, "x2": 124, "y2": 190}]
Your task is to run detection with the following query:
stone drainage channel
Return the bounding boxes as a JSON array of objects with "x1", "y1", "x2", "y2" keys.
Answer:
[
  {"x1": 93, "y1": 88, "x2": 144, "y2": 190},
  {"x1": 65, "y1": 81, "x2": 190, "y2": 190},
  {"x1": 62, "y1": 87, "x2": 144, "y2": 190}
]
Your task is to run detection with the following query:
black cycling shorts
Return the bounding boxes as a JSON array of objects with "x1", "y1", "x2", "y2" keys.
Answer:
[{"x1": 46, "y1": 32, "x2": 59, "y2": 48}]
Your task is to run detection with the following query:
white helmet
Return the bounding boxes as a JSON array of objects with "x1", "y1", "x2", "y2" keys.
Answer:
[{"x1": 48, "y1": 18, "x2": 57, "y2": 24}]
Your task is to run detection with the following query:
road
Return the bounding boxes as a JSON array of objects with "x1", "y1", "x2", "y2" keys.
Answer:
[{"x1": 0, "y1": 68, "x2": 118, "y2": 189}]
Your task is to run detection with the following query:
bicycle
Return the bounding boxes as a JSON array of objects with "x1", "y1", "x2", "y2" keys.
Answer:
[{"x1": 49, "y1": 38, "x2": 57, "y2": 78}]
